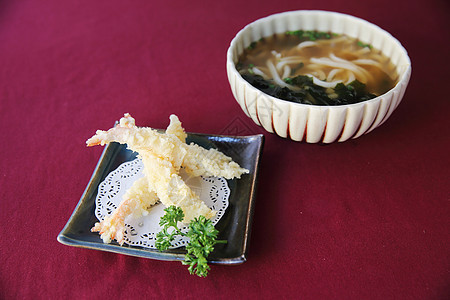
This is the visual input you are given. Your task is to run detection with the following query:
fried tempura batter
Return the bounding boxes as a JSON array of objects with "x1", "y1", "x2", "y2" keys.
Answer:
[
  {"x1": 92, "y1": 177, "x2": 159, "y2": 244},
  {"x1": 88, "y1": 113, "x2": 248, "y2": 245}
]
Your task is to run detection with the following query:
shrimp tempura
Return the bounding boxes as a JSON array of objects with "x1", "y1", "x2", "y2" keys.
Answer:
[
  {"x1": 86, "y1": 114, "x2": 248, "y2": 179},
  {"x1": 92, "y1": 177, "x2": 159, "y2": 244},
  {"x1": 88, "y1": 113, "x2": 249, "y2": 245}
]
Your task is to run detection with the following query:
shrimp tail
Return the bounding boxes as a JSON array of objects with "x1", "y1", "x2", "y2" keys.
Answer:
[{"x1": 86, "y1": 113, "x2": 136, "y2": 147}]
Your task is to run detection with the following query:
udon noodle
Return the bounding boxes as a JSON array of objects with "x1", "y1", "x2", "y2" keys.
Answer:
[{"x1": 236, "y1": 31, "x2": 399, "y2": 105}]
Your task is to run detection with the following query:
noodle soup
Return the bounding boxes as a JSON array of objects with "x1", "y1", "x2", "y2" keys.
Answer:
[{"x1": 236, "y1": 31, "x2": 399, "y2": 106}]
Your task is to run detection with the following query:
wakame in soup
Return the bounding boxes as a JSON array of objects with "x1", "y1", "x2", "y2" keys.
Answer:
[{"x1": 236, "y1": 30, "x2": 399, "y2": 106}]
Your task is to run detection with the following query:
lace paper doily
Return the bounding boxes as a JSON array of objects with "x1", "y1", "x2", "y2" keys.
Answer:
[{"x1": 94, "y1": 158, "x2": 230, "y2": 249}]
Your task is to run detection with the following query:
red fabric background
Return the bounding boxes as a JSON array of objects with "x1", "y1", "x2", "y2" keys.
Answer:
[{"x1": 1, "y1": 0, "x2": 449, "y2": 299}]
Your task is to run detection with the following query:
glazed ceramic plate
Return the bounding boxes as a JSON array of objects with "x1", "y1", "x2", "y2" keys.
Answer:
[{"x1": 57, "y1": 133, "x2": 264, "y2": 264}]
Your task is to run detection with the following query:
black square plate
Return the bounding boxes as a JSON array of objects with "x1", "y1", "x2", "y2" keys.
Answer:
[{"x1": 57, "y1": 133, "x2": 264, "y2": 264}]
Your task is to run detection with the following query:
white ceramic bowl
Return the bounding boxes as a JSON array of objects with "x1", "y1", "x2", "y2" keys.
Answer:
[{"x1": 226, "y1": 10, "x2": 411, "y2": 143}]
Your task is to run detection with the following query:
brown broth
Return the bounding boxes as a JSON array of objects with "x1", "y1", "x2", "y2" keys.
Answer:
[{"x1": 237, "y1": 33, "x2": 398, "y2": 97}]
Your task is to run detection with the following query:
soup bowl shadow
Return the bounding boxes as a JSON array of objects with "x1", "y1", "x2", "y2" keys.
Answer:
[{"x1": 226, "y1": 10, "x2": 411, "y2": 143}]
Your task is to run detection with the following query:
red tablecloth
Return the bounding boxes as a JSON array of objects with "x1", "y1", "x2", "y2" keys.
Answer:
[{"x1": 1, "y1": 0, "x2": 449, "y2": 299}]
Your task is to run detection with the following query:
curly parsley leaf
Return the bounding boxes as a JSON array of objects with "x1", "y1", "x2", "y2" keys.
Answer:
[
  {"x1": 155, "y1": 206, "x2": 184, "y2": 251},
  {"x1": 156, "y1": 206, "x2": 226, "y2": 277}
]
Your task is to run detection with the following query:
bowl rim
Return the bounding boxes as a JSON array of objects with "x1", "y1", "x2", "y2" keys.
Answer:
[{"x1": 226, "y1": 10, "x2": 412, "y2": 109}]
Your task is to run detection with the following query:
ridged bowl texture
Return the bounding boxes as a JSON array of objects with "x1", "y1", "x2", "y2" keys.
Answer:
[{"x1": 226, "y1": 10, "x2": 411, "y2": 143}]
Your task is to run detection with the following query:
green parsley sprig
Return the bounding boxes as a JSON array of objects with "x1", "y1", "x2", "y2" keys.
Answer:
[
  {"x1": 155, "y1": 206, "x2": 184, "y2": 251},
  {"x1": 156, "y1": 206, "x2": 227, "y2": 277}
]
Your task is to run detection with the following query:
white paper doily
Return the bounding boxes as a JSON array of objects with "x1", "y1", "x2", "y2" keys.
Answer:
[{"x1": 94, "y1": 158, "x2": 230, "y2": 249}]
